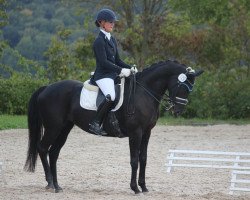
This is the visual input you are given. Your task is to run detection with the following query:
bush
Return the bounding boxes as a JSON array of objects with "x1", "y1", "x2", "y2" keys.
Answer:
[
  {"x1": 0, "y1": 73, "x2": 48, "y2": 114},
  {"x1": 184, "y1": 68, "x2": 250, "y2": 119}
]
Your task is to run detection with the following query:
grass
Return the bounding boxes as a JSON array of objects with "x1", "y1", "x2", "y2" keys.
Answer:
[
  {"x1": 0, "y1": 115, "x2": 249, "y2": 131},
  {"x1": 158, "y1": 116, "x2": 250, "y2": 126},
  {"x1": 0, "y1": 115, "x2": 27, "y2": 130}
]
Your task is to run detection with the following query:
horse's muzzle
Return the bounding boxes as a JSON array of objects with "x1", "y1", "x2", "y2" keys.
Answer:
[{"x1": 172, "y1": 105, "x2": 185, "y2": 117}]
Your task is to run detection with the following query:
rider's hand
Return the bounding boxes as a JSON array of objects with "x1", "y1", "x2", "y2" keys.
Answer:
[
  {"x1": 131, "y1": 65, "x2": 138, "y2": 74},
  {"x1": 120, "y1": 68, "x2": 131, "y2": 77}
]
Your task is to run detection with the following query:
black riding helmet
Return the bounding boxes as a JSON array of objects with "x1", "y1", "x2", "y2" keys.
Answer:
[{"x1": 95, "y1": 9, "x2": 118, "y2": 27}]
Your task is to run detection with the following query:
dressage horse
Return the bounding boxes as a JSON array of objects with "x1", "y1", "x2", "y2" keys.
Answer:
[{"x1": 24, "y1": 60, "x2": 203, "y2": 194}]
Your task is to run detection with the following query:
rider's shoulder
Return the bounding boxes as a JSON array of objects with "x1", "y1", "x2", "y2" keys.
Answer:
[{"x1": 94, "y1": 35, "x2": 105, "y2": 45}]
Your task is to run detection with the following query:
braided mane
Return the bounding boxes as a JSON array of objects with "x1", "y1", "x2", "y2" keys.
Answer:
[{"x1": 141, "y1": 60, "x2": 187, "y2": 73}]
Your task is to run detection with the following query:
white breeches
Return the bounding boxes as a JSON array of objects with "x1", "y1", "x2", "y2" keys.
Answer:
[{"x1": 96, "y1": 78, "x2": 116, "y2": 101}]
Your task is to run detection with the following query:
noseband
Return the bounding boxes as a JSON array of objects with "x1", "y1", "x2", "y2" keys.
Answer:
[{"x1": 165, "y1": 79, "x2": 193, "y2": 110}]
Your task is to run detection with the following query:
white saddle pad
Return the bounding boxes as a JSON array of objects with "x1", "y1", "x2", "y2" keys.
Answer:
[{"x1": 80, "y1": 78, "x2": 125, "y2": 111}]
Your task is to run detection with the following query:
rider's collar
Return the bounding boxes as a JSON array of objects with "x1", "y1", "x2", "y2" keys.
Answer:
[{"x1": 100, "y1": 29, "x2": 111, "y2": 40}]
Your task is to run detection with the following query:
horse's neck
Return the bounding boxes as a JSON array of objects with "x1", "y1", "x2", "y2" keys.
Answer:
[{"x1": 139, "y1": 64, "x2": 177, "y2": 97}]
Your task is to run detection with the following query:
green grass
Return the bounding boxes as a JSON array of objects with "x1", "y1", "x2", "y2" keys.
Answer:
[
  {"x1": 0, "y1": 115, "x2": 27, "y2": 130},
  {"x1": 0, "y1": 115, "x2": 249, "y2": 131},
  {"x1": 158, "y1": 116, "x2": 250, "y2": 126}
]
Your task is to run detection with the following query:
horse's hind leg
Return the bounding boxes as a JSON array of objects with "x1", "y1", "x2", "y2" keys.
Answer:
[
  {"x1": 38, "y1": 129, "x2": 54, "y2": 189},
  {"x1": 49, "y1": 122, "x2": 74, "y2": 193},
  {"x1": 38, "y1": 128, "x2": 61, "y2": 191}
]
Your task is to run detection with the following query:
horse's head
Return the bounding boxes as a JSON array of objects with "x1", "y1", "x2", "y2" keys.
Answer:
[{"x1": 167, "y1": 67, "x2": 204, "y2": 117}]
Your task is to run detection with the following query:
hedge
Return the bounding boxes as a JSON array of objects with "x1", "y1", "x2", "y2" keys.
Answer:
[{"x1": 0, "y1": 73, "x2": 48, "y2": 114}]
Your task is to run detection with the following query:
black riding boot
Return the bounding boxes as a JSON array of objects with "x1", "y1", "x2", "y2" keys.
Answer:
[{"x1": 89, "y1": 95, "x2": 113, "y2": 136}]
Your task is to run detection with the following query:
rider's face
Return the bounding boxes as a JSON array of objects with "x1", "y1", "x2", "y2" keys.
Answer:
[{"x1": 101, "y1": 21, "x2": 114, "y2": 32}]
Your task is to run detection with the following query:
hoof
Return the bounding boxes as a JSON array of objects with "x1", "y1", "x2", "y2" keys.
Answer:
[
  {"x1": 142, "y1": 188, "x2": 149, "y2": 193},
  {"x1": 55, "y1": 188, "x2": 63, "y2": 193},
  {"x1": 134, "y1": 189, "x2": 141, "y2": 195},
  {"x1": 45, "y1": 183, "x2": 55, "y2": 190},
  {"x1": 139, "y1": 184, "x2": 149, "y2": 193},
  {"x1": 135, "y1": 192, "x2": 143, "y2": 196},
  {"x1": 131, "y1": 184, "x2": 141, "y2": 194},
  {"x1": 46, "y1": 187, "x2": 55, "y2": 193}
]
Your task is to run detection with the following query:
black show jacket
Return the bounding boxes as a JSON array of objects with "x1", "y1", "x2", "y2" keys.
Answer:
[{"x1": 92, "y1": 31, "x2": 131, "y2": 81}]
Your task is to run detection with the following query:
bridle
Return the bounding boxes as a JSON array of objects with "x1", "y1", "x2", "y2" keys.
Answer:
[
  {"x1": 131, "y1": 74, "x2": 194, "y2": 112},
  {"x1": 126, "y1": 65, "x2": 201, "y2": 115},
  {"x1": 164, "y1": 78, "x2": 193, "y2": 110}
]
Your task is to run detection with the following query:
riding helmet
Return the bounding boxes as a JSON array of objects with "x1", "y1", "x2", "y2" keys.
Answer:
[{"x1": 95, "y1": 8, "x2": 118, "y2": 27}]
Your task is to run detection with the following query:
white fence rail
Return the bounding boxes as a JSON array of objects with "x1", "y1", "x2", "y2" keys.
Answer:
[
  {"x1": 230, "y1": 170, "x2": 250, "y2": 194},
  {"x1": 0, "y1": 161, "x2": 7, "y2": 185},
  {"x1": 166, "y1": 149, "x2": 250, "y2": 173},
  {"x1": 166, "y1": 149, "x2": 250, "y2": 194}
]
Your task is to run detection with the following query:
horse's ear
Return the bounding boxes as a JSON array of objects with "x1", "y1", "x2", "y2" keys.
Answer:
[{"x1": 194, "y1": 69, "x2": 204, "y2": 77}]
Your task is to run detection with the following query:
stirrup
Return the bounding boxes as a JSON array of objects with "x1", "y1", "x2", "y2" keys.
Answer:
[{"x1": 89, "y1": 122, "x2": 108, "y2": 136}]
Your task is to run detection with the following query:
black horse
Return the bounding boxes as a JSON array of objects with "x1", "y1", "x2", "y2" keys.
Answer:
[{"x1": 24, "y1": 60, "x2": 203, "y2": 194}]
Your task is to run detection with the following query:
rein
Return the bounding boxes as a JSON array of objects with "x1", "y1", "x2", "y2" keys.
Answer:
[
  {"x1": 127, "y1": 73, "x2": 136, "y2": 115},
  {"x1": 135, "y1": 80, "x2": 175, "y2": 111}
]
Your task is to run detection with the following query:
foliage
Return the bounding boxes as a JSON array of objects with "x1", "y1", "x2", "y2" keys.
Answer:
[
  {"x1": 169, "y1": 0, "x2": 233, "y2": 26},
  {"x1": 45, "y1": 30, "x2": 95, "y2": 81},
  {"x1": 184, "y1": 68, "x2": 250, "y2": 119},
  {"x1": 0, "y1": 0, "x2": 7, "y2": 28},
  {"x1": 1, "y1": 0, "x2": 85, "y2": 67},
  {"x1": 0, "y1": 73, "x2": 48, "y2": 114},
  {"x1": 0, "y1": 0, "x2": 8, "y2": 57},
  {"x1": 169, "y1": 0, "x2": 250, "y2": 74},
  {"x1": 0, "y1": 50, "x2": 48, "y2": 114}
]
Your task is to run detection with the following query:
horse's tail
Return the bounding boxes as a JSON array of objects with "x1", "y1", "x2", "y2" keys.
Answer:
[{"x1": 24, "y1": 86, "x2": 47, "y2": 172}]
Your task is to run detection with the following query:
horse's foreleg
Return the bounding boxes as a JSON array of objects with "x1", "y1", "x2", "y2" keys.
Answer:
[
  {"x1": 129, "y1": 133, "x2": 142, "y2": 194},
  {"x1": 49, "y1": 123, "x2": 73, "y2": 193},
  {"x1": 138, "y1": 132, "x2": 151, "y2": 193}
]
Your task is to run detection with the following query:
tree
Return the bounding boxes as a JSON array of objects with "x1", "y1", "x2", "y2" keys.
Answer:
[
  {"x1": 0, "y1": 0, "x2": 7, "y2": 28},
  {"x1": 3, "y1": 26, "x2": 21, "y2": 47},
  {"x1": 45, "y1": 29, "x2": 95, "y2": 81},
  {"x1": 169, "y1": 0, "x2": 250, "y2": 75},
  {"x1": 0, "y1": 0, "x2": 8, "y2": 56}
]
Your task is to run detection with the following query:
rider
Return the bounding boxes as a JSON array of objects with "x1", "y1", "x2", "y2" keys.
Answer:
[{"x1": 89, "y1": 8, "x2": 137, "y2": 136}]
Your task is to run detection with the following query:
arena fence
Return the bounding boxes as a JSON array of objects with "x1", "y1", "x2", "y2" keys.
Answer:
[
  {"x1": 166, "y1": 149, "x2": 250, "y2": 194},
  {"x1": 0, "y1": 161, "x2": 7, "y2": 185},
  {"x1": 230, "y1": 170, "x2": 250, "y2": 194}
]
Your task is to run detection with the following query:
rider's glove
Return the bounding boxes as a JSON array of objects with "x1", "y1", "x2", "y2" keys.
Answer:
[
  {"x1": 120, "y1": 68, "x2": 131, "y2": 77},
  {"x1": 131, "y1": 64, "x2": 138, "y2": 74}
]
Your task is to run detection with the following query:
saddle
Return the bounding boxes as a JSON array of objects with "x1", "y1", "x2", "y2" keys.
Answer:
[
  {"x1": 80, "y1": 77, "x2": 125, "y2": 111},
  {"x1": 80, "y1": 77, "x2": 126, "y2": 138},
  {"x1": 88, "y1": 77, "x2": 121, "y2": 109}
]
